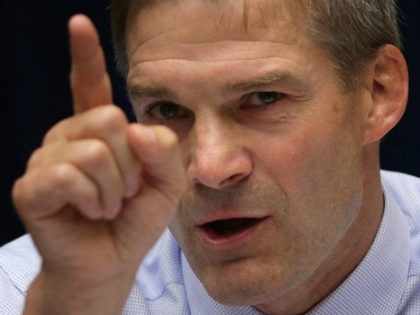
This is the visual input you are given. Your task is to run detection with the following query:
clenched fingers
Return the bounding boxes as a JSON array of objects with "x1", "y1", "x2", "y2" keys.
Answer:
[
  {"x1": 43, "y1": 105, "x2": 141, "y2": 199},
  {"x1": 27, "y1": 139, "x2": 126, "y2": 219},
  {"x1": 13, "y1": 163, "x2": 102, "y2": 221}
]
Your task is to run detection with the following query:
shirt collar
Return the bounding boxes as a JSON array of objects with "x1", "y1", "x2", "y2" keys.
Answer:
[{"x1": 309, "y1": 181, "x2": 411, "y2": 314}]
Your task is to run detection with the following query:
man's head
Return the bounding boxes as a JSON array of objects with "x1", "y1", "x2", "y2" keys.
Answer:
[{"x1": 110, "y1": 0, "x2": 407, "y2": 313}]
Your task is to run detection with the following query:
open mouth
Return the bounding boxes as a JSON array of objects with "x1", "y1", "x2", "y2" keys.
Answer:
[{"x1": 200, "y1": 218, "x2": 262, "y2": 238}]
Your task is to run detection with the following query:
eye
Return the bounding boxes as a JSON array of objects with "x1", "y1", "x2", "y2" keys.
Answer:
[
  {"x1": 146, "y1": 102, "x2": 190, "y2": 120},
  {"x1": 244, "y1": 92, "x2": 285, "y2": 108}
]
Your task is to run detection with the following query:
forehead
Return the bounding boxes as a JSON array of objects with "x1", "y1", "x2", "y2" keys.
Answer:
[{"x1": 126, "y1": 0, "x2": 309, "y2": 61}]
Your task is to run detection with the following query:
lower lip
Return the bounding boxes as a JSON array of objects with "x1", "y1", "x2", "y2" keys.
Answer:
[{"x1": 196, "y1": 217, "x2": 268, "y2": 250}]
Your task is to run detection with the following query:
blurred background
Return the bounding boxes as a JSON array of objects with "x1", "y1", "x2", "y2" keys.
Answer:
[{"x1": 0, "y1": 0, "x2": 419, "y2": 245}]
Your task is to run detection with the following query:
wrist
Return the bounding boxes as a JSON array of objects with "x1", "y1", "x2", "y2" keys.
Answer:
[{"x1": 24, "y1": 268, "x2": 135, "y2": 315}]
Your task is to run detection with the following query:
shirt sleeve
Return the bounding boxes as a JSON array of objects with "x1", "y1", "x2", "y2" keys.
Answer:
[
  {"x1": 0, "y1": 235, "x2": 41, "y2": 314},
  {"x1": 0, "y1": 265, "x2": 25, "y2": 314}
]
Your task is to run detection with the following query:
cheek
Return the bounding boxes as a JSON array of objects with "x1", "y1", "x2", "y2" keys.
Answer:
[
  {"x1": 258, "y1": 127, "x2": 363, "y2": 245},
  {"x1": 254, "y1": 131, "x2": 312, "y2": 189}
]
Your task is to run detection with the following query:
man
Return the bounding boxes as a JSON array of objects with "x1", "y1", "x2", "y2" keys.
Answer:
[{"x1": 0, "y1": 0, "x2": 419, "y2": 314}]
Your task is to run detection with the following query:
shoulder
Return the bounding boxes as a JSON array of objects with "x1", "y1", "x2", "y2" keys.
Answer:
[
  {"x1": 0, "y1": 231, "x2": 189, "y2": 314},
  {"x1": 0, "y1": 234, "x2": 41, "y2": 312},
  {"x1": 381, "y1": 170, "x2": 420, "y2": 230},
  {"x1": 381, "y1": 170, "x2": 420, "y2": 258},
  {"x1": 0, "y1": 234, "x2": 41, "y2": 291},
  {"x1": 381, "y1": 171, "x2": 420, "y2": 313},
  {"x1": 381, "y1": 170, "x2": 420, "y2": 203},
  {"x1": 381, "y1": 171, "x2": 420, "y2": 242}
]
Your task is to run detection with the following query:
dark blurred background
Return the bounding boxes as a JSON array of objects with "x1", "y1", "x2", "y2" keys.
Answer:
[{"x1": 0, "y1": 1, "x2": 419, "y2": 245}]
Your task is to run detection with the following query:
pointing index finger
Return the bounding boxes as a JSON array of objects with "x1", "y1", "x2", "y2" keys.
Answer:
[{"x1": 69, "y1": 14, "x2": 113, "y2": 114}]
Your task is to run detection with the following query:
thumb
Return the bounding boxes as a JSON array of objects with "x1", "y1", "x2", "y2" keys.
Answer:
[
  {"x1": 127, "y1": 124, "x2": 186, "y2": 193},
  {"x1": 114, "y1": 124, "x2": 186, "y2": 257}
]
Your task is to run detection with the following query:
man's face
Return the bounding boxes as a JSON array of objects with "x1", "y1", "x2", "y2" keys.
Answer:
[{"x1": 126, "y1": 0, "x2": 368, "y2": 311}]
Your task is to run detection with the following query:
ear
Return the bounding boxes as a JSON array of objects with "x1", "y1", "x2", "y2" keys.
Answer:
[{"x1": 362, "y1": 44, "x2": 408, "y2": 144}]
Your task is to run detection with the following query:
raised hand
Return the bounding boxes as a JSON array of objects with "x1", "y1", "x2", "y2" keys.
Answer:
[{"x1": 12, "y1": 15, "x2": 186, "y2": 315}]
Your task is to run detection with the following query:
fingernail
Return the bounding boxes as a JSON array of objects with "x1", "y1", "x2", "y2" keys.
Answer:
[
  {"x1": 106, "y1": 202, "x2": 122, "y2": 220},
  {"x1": 125, "y1": 181, "x2": 139, "y2": 198},
  {"x1": 90, "y1": 206, "x2": 103, "y2": 220}
]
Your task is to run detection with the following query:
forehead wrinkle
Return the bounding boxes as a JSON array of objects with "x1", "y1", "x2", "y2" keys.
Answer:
[
  {"x1": 127, "y1": 1, "x2": 309, "y2": 67},
  {"x1": 129, "y1": 38, "x2": 304, "y2": 68},
  {"x1": 128, "y1": 0, "x2": 308, "y2": 43},
  {"x1": 227, "y1": 71, "x2": 310, "y2": 93},
  {"x1": 130, "y1": 53, "x2": 295, "y2": 65}
]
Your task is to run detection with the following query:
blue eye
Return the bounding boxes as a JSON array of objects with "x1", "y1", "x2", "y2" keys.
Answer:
[
  {"x1": 246, "y1": 92, "x2": 284, "y2": 107},
  {"x1": 147, "y1": 102, "x2": 189, "y2": 120}
]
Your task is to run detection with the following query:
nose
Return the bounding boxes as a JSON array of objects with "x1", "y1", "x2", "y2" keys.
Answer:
[{"x1": 186, "y1": 116, "x2": 252, "y2": 189}]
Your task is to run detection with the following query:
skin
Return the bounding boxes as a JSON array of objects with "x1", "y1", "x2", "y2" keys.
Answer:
[
  {"x1": 12, "y1": 0, "x2": 408, "y2": 314},
  {"x1": 127, "y1": 0, "x2": 407, "y2": 313},
  {"x1": 14, "y1": 16, "x2": 186, "y2": 315}
]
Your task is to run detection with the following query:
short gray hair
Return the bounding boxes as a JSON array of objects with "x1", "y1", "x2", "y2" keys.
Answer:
[
  {"x1": 305, "y1": 0, "x2": 401, "y2": 89},
  {"x1": 110, "y1": 0, "x2": 401, "y2": 90}
]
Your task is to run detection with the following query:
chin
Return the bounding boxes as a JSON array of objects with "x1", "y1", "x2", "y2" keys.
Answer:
[{"x1": 197, "y1": 257, "x2": 300, "y2": 308}]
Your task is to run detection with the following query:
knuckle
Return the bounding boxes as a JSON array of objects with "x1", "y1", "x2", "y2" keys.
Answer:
[
  {"x1": 26, "y1": 148, "x2": 44, "y2": 170},
  {"x1": 43, "y1": 127, "x2": 58, "y2": 144},
  {"x1": 42, "y1": 119, "x2": 67, "y2": 144},
  {"x1": 12, "y1": 173, "x2": 45, "y2": 214},
  {"x1": 94, "y1": 105, "x2": 127, "y2": 131},
  {"x1": 53, "y1": 164, "x2": 79, "y2": 186},
  {"x1": 12, "y1": 177, "x2": 27, "y2": 210},
  {"x1": 82, "y1": 139, "x2": 110, "y2": 167}
]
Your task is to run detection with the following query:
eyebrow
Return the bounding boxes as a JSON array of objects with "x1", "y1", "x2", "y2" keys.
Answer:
[
  {"x1": 226, "y1": 71, "x2": 308, "y2": 93},
  {"x1": 128, "y1": 85, "x2": 175, "y2": 99}
]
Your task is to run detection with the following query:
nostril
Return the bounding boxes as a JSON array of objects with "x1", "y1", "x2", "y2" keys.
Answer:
[
  {"x1": 188, "y1": 167, "x2": 250, "y2": 189},
  {"x1": 218, "y1": 173, "x2": 248, "y2": 188}
]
